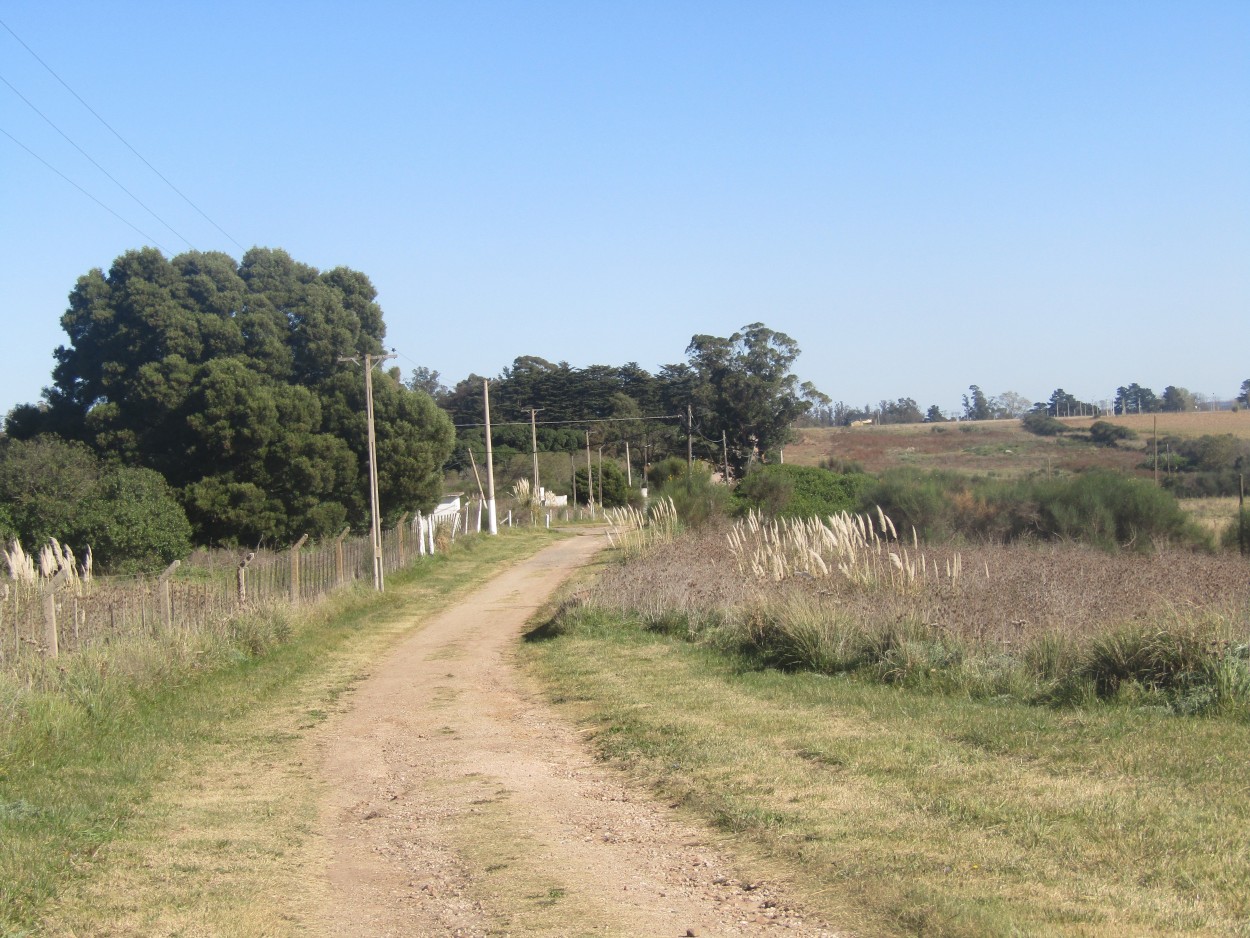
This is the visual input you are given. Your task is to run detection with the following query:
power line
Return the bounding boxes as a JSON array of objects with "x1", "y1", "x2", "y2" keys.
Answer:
[
  {"x1": 0, "y1": 16, "x2": 244, "y2": 252},
  {"x1": 0, "y1": 71, "x2": 195, "y2": 250},
  {"x1": 454, "y1": 413, "x2": 681, "y2": 429},
  {"x1": 1, "y1": 125, "x2": 169, "y2": 252}
]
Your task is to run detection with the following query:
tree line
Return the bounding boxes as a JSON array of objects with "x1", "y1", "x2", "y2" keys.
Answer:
[
  {"x1": 803, "y1": 379, "x2": 1250, "y2": 428},
  {"x1": 421, "y1": 322, "x2": 816, "y2": 478},
  {"x1": 3, "y1": 248, "x2": 818, "y2": 567}
]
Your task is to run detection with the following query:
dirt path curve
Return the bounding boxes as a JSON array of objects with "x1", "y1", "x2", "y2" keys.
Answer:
[{"x1": 312, "y1": 530, "x2": 843, "y2": 937}]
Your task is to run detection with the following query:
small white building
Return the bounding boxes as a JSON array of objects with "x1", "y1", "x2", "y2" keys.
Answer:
[{"x1": 431, "y1": 494, "x2": 462, "y2": 518}]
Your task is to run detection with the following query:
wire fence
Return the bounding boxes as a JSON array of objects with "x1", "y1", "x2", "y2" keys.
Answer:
[{"x1": 2, "y1": 499, "x2": 608, "y2": 667}]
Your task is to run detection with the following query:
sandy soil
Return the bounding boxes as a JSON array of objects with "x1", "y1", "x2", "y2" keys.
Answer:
[{"x1": 310, "y1": 530, "x2": 844, "y2": 937}]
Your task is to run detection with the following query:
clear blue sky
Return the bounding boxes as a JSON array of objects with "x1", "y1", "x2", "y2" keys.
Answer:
[{"x1": 2, "y1": 1, "x2": 1247, "y2": 419}]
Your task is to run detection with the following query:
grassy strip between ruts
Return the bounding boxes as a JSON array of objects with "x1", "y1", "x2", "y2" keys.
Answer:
[
  {"x1": 0, "y1": 527, "x2": 563, "y2": 936},
  {"x1": 523, "y1": 607, "x2": 1250, "y2": 938}
]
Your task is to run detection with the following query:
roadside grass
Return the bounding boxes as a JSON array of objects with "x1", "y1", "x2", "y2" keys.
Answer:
[
  {"x1": 0, "y1": 527, "x2": 561, "y2": 936},
  {"x1": 524, "y1": 610, "x2": 1250, "y2": 937}
]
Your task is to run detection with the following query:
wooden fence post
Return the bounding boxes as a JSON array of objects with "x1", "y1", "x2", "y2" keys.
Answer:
[
  {"x1": 290, "y1": 534, "x2": 309, "y2": 605},
  {"x1": 237, "y1": 551, "x2": 255, "y2": 605},
  {"x1": 158, "y1": 559, "x2": 181, "y2": 634},
  {"x1": 335, "y1": 526, "x2": 350, "y2": 587},
  {"x1": 41, "y1": 567, "x2": 71, "y2": 659},
  {"x1": 396, "y1": 513, "x2": 409, "y2": 568}
]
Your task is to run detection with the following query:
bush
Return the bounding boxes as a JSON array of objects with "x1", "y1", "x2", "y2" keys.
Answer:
[
  {"x1": 657, "y1": 462, "x2": 730, "y2": 527},
  {"x1": 864, "y1": 468, "x2": 1199, "y2": 550},
  {"x1": 1220, "y1": 508, "x2": 1250, "y2": 554},
  {"x1": 572, "y1": 460, "x2": 635, "y2": 508},
  {"x1": 0, "y1": 436, "x2": 193, "y2": 572},
  {"x1": 1033, "y1": 471, "x2": 1195, "y2": 550},
  {"x1": 1021, "y1": 411, "x2": 1069, "y2": 436},
  {"x1": 647, "y1": 456, "x2": 689, "y2": 491},
  {"x1": 735, "y1": 464, "x2": 871, "y2": 519},
  {"x1": 69, "y1": 467, "x2": 193, "y2": 573},
  {"x1": 1088, "y1": 421, "x2": 1137, "y2": 447}
]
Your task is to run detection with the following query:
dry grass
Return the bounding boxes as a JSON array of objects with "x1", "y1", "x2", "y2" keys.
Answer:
[
  {"x1": 584, "y1": 523, "x2": 1250, "y2": 649},
  {"x1": 1068, "y1": 409, "x2": 1250, "y2": 439},
  {"x1": 786, "y1": 409, "x2": 1250, "y2": 481}
]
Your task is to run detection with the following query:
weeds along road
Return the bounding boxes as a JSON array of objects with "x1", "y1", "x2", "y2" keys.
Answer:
[{"x1": 311, "y1": 529, "x2": 842, "y2": 937}]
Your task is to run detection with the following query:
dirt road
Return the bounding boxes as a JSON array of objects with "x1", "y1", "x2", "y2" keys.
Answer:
[{"x1": 312, "y1": 530, "x2": 842, "y2": 937}]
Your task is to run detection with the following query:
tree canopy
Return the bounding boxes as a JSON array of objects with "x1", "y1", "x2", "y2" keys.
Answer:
[
  {"x1": 686, "y1": 323, "x2": 810, "y2": 474},
  {"x1": 7, "y1": 247, "x2": 453, "y2": 545}
]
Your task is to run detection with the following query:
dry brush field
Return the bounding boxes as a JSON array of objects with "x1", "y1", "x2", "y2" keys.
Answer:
[{"x1": 786, "y1": 409, "x2": 1250, "y2": 478}]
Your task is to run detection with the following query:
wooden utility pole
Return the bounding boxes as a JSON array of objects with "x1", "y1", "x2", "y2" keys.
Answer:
[
  {"x1": 722, "y1": 429, "x2": 730, "y2": 483},
  {"x1": 686, "y1": 404, "x2": 694, "y2": 495},
  {"x1": 1153, "y1": 415, "x2": 1159, "y2": 486},
  {"x1": 1240, "y1": 474, "x2": 1247, "y2": 556},
  {"x1": 340, "y1": 351, "x2": 395, "y2": 590},
  {"x1": 597, "y1": 446, "x2": 604, "y2": 507},
  {"x1": 585, "y1": 430, "x2": 594, "y2": 513},
  {"x1": 625, "y1": 439, "x2": 631, "y2": 487},
  {"x1": 528, "y1": 407, "x2": 543, "y2": 502},
  {"x1": 483, "y1": 379, "x2": 498, "y2": 535}
]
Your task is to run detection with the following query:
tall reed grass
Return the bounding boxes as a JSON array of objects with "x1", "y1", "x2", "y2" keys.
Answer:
[
  {"x1": 587, "y1": 525, "x2": 1250, "y2": 717},
  {"x1": 604, "y1": 496, "x2": 678, "y2": 557},
  {"x1": 726, "y1": 508, "x2": 964, "y2": 588}
]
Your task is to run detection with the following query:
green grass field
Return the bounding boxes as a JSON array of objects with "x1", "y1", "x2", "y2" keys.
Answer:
[{"x1": 525, "y1": 610, "x2": 1250, "y2": 936}]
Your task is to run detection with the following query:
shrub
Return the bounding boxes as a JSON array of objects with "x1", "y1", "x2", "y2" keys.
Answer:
[
  {"x1": 734, "y1": 464, "x2": 871, "y2": 519},
  {"x1": 1088, "y1": 421, "x2": 1137, "y2": 447},
  {"x1": 1220, "y1": 508, "x2": 1250, "y2": 554},
  {"x1": 573, "y1": 460, "x2": 635, "y2": 508},
  {"x1": 1021, "y1": 411, "x2": 1069, "y2": 436},
  {"x1": 657, "y1": 462, "x2": 730, "y2": 527},
  {"x1": 1033, "y1": 471, "x2": 1195, "y2": 550},
  {"x1": 69, "y1": 467, "x2": 193, "y2": 573},
  {"x1": 647, "y1": 457, "x2": 689, "y2": 491},
  {"x1": 865, "y1": 468, "x2": 1199, "y2": 550}
]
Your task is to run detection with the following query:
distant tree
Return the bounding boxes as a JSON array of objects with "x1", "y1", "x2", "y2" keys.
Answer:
[
  {"x1": 1240, "y1": 379, "x2": 1250, "y2": 407},
  {"x1": 832, "y1": 402, "x2": 874, "y2": 426},
  {"x1": 1161, "y1": 385, "x2": 1196, "y2": 413},
  {"x1": 685, "y1": 323, "x2": 811, "y2": 474},
  {"x1": 408, "y1": 366, "x2": 448, "y2": 400},
  {"x1": 1114, "y1": 384, "x2": 1158, "y2": 415},
  {"x1": 961, "y1": 385, "x2": 992, "y2": 421},
  {"x1": 1044, "y1": 388, "x2": 1100, "y2": 418},
  {"x1": 878, "y1": 398, "x2": 924, "y2": 425},
  {"x1": 992, "y1": 391, "x2": 1032, "y2": 419},
  {"x1": 924, "y1": 404, "x2": 946, "y2": 423},
  {"x1": 799, "y1": 382, "x2": 834, "y2": 427}
]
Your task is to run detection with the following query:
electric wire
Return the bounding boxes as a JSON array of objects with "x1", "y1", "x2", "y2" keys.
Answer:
[
  {"x1": 1, "y1": 125, "x2": 169, "y2": 252},
  {"x1": 454, "y1": 414, "x2": 681, "y2": 429},
  {"x1": 0, "y1": 16, "x2": 245, "y2": 252},
  {"x1": 0, "y1": 71, "x2": 196, "y2": 250}
]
